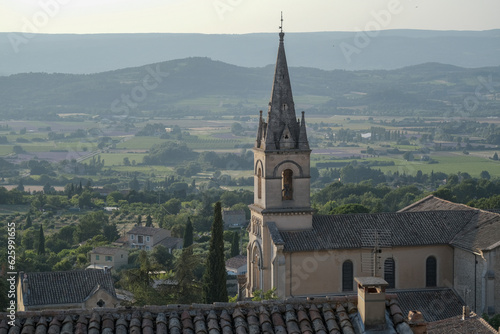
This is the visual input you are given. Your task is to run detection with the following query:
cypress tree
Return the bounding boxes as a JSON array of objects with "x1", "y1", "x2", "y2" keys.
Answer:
[
  {"x1": 183, "y1": 218, "x2": 194, "y2": 248},
  {"x1": 202, "y1": 202, "x2": 227, "y2": 303},
  {"x1": 230, "y1": 232, "x2": 239, "y2": 258},
  {"x1": 145, "y1": 214, "x2": 153, "y2": 227},
  {"x1": 25, "y1": 214, "x2": 32, "y2": 229},
  {"x1": 137, "y1": 215, "x2": 142, "y2": 226},
  {"x1": 38, "y1": 225, "x2": 45, "y2": 255}
]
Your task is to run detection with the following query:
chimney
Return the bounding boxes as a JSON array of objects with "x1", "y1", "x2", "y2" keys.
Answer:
[
  {"x1": 462, "y1": 306, "x2": 470, "y2": 320},
  {"x1": 408, "y1": 310, "x2": 427, "y2": 334},
  {"x1": 355, "y1": 277, "x2": 389, "y2": 331},
  {"x1": 21, "y1": 272, "x2": 29, "y2": 296},
  {"x1": 236, "y1": 275, "x2": 247, "y2": 301}
]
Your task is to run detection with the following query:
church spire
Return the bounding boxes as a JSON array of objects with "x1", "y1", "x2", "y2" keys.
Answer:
[{"x1": 255, "y1": 16, "x2": 308, "y2": 151}]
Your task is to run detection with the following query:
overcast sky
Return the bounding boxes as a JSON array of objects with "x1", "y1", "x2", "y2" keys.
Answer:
[{"x1": 2, "y1": 0, "x2": 499, "y2": 34}]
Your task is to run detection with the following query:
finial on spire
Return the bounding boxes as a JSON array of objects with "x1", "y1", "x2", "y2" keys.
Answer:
[
  {"x1": 279, "y1": 11, "x2": 284, "y2": 41},
  {"x1": 279, "y1": 11, "x2": 283, "y2": 33}
]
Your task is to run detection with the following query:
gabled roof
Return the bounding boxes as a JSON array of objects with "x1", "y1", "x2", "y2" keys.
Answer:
[
  {"x1": 279, "y1": 211, "x2": 475, "y2": 252},
  {"x1": 21, "y1": 269, "x2": 116, "y2": 306},
  {"x1": 427, "y1": 314, "x2": 497, "y2": 333},
  {"x1": 399, "y1": 195, "x2": 475, "y2": 212},
  {"x1": 399, "y1": 195, "x2": 500, "y2": 252},
  {"x1": 225, "y1": 255, "x2": 247, "y2": 270},
  {"x1": 127, "y1": 226, "x2": 166, "y2": 237},
  {"x1": 156, "y1": 237, "x2": 183, "y2": 249},
  {"x1": 89, "y1": 246, "x2": 127, "y2": 255}
]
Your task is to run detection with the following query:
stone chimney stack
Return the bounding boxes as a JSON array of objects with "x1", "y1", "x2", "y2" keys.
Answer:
[
  {"x1": 462, "y1": 305, "x2": 471, "y2": 320},
  {"x1": 355, "y1": 277, "x2": 389, "y2": 331},
  {"x1": 408, "y1": 310, "x2": 427, "y2": 334}
]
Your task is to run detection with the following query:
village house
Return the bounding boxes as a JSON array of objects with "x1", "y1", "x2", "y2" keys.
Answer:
[
  {"x1": 88, "y1": 246, "x2": 128, "y2": 270},
  {"x1": 16, "y1": 269, "x2": 119, "y2": 311}
]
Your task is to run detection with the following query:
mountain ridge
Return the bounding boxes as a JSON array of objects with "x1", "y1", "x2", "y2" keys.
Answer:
[
  {"x1": 1, "y1": 56, "x2": 499, "y2": 119},
  {"x1": 1, "y1": 29, "x2": 500, "y2": 75}
]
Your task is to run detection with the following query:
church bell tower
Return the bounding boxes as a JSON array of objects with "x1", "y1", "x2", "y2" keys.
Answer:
[
  {"x1": 249, "y1": 28, "x2": 313, "y2": 232},
  {"x1": 247, "y1": 24, "x2": 313, "y2": 297}
]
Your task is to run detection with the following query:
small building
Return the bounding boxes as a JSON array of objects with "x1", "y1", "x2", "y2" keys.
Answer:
[
  {"x1": 88, "y1": 247, "x2": 128, "y2": 270},
  {"x1": 156, "y1": 237, "x2": 183, "y2": 253},
  {"x1": 126, "y1": 226, "x2": 171, "y2": 251},
  {"x1": 16, "y1": 269, "x2": 119, "y2": 311},
  {"x1": 222, "y1": 210, "x2": 246, "y2": 228},
  {"x1": 225, "y1": 255, "x2": 247, "y2": 275}
]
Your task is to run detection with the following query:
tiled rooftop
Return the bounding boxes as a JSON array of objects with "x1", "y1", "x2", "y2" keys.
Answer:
[
  {"x1": 426, "y1": 313, "x2": 498, "y2": 333},
  {"x1": 127, "y1": 226, "x2": 167, "y2": 236},
  {"x1": 225, "y1": 255, "x2": 247, "y2": 270},
  {"x1": 279, "y1": 211, "x2": 476, "y2": 252},
  {"x1": 394, "y1": 289, "x2": 465, "y2": 322},
  {"x1": 399, "y1": 195, "x2": 500, "y2": 252},
  {"x1": 89, "y1": 247, "x2": 126, "y2": 255},
  {"x1": 0, "y1": 296, "x2": 414, "y2": 334},
  {"x1": 20, "y1": 269, "x2": 116, "y2": 306},
  {"x1": 157, "y1": 237, "x2": 183, "y2": 249},
  {"x1": 398, "y1": 195, "x2": 474, "y2": 212}
]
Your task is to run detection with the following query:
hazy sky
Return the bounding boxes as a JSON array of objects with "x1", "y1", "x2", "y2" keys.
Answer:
[{"x1": 1, "y1": 0, "x2": 499, "y2": 34}]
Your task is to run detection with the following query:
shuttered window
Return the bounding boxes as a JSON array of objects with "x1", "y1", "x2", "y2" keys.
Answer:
[
  {"x1": 384, "y1": 258, "x2": 396, "y2": 289},
  {"x1": 342, "y1": 260, "x2": 354, "y2": 291}
]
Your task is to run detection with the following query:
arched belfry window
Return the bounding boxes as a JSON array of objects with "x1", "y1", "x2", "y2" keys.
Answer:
[
  {"x1": 257, "y1": 168, "x2": 262, "y2": 199},
  {"x1": 384, "y1": 258, "x2": 395, "y2": 289},
  {"x1": 342, "y1": 260, "x2": 354, "y2": 291},
  {"x1": 426, "y1": 256, "x2": 437, "y2": 287},
  {"x1": 282, "y1": 169, "x2": 293, "y2": 200}
]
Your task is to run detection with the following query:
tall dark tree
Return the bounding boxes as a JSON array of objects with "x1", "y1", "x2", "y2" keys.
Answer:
[
  {"x1": 38, "y1": 225, "x2": 45, "y2": 255},
  {"x1": 137, "y1": 215, "x2": 142, "y2": 226},
  {"x1": 145, "y1": 214, "x2": 153, "y2": 227},
  {"x1": 202, "y1": 202, "x2": 227, "y2": 303},
  {"x1": 183, "y1": 218, "x2": 194, "y2": 248},
  {"x1": 25, "y1": 214, "x2": 32, "y2": 229},
  {"x1": 230, "y1": 232, "x2": 239, "y2": 258}
]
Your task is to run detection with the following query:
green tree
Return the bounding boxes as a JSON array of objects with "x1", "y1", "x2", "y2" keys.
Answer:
[
  {"x1": 145, "y1": 214, "x2": 153, "y2": 227},
  {"x1": 75, "y1": 211, "x2": 108, "y2": 242},
  {"x1": 330, "y1": 203, "x2": 370, "y2": 215},
  {"x1": 230, "y1": 232, "x2": 240, "y2": 257},
  {"x1": 38, "y1": 225, "x2": 45, "y2": 255},
  {"x1": 174, "y1": 246, "x2": 202, "y2": 304},
  {"x1": 183, "y1": 218, "x2": 194, "y2": 248},
  {"x1": 202, "y1": 202, "x2": 227, "y2": 303},
  {"x1": 25, "y1": 214, "x2": 32, "y2": 229},
  {"x1": 137, "y1": 215, "x2": 142, "y2": 226}
]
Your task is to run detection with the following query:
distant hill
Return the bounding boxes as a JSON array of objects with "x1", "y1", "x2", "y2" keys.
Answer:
[
  {"x1": 1, "y1": 57, "x2": 499, "y2": 119},
  {"x1": 1, "y1": 30, "x2": 500, "y2": 75}
]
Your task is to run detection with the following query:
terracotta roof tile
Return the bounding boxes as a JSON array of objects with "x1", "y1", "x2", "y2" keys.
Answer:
[
  {"x1": 427, "y1": 313, "x2": 498, "y2": 333},
  {"x1": 0, "y1": 296, "x2": 470, "y2": 334}
]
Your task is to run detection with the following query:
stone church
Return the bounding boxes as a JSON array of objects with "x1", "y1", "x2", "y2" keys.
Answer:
[{"x1": 246, "y1": 30, "x2": 500, "y2": 317}]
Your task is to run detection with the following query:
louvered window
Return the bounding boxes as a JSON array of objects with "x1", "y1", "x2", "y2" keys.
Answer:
[
  {"x1": 342, "y1": 260, "x2": 354, "y2": 291},
  {"x1": 384, "y1": 258, "x2": 396, "y2": 289}
]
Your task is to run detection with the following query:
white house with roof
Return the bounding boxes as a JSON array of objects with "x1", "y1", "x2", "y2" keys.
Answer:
[{"x1": 125, "y1": 226, "x2": 181, "y2": 252}]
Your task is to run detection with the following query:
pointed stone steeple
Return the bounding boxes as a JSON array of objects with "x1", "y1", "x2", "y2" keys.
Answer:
[{"x1": 255, "y1": 31, "x2": 309, "y2": 151}]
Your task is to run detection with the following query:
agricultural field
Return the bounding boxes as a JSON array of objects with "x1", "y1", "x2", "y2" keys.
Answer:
[{"x1": 0, "y1": 114, "x2": 498, "y2": 191}]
